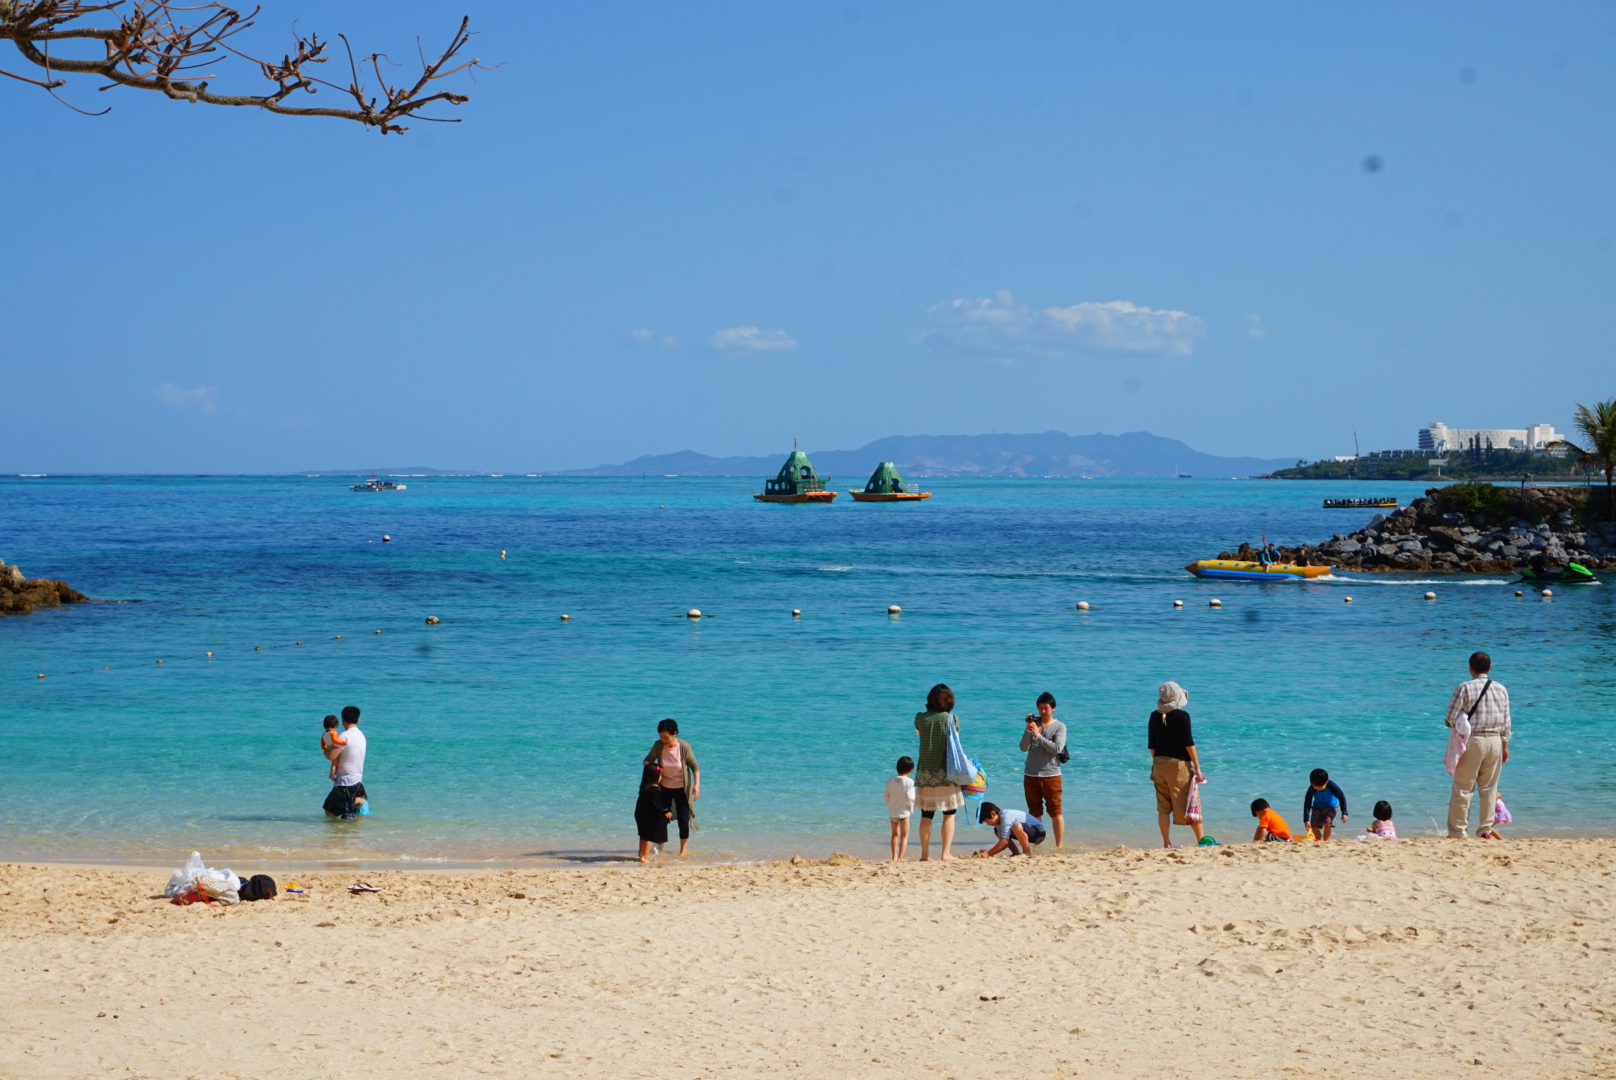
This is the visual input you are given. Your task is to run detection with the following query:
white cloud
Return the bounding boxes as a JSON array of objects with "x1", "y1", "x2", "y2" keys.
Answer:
[
  {"x1": 661, "y1": 335, "x2": 681, "y2": 348},
  {"x1": 921, "y1": 291, "x2": 1205, "y2": 358},
  {"x1": 630, "y1": 328, "x2": 654, "y2": 342},
  {"x1": 154, "y1": 383, "x2": 220, "y2": 414},
  {"x1": 709, "y1": 326, "x2": 799, "y2": 352},
  {"x1": 1244, "y1": 313, "x2": 1280, "y2": 339}
]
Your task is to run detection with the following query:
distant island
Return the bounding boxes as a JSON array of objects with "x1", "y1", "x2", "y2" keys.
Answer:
[{"x1": 552, "y1": 431, "x2": 1296, "y2": 479}]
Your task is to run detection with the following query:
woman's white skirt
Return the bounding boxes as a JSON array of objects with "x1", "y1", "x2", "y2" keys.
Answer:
[{"x1": 915, "y1": 784, "x2": 964, "y2": 812}]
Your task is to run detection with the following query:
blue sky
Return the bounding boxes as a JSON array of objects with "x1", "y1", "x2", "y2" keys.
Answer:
[{"x1": 2, "y1": 2, "x2": 1612, "y2": 472}]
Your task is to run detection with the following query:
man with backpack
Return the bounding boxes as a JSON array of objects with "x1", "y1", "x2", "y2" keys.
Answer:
[
  {"x1": 1446, "y1": 652, "x2": 1511, "y2": 839},
  {"x1": 1020, "y1": 692, "x2": 1067, "y2": 848}
]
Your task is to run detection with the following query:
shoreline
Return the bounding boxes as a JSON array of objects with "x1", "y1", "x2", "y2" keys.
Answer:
[
  {"x1": 11, "y1": 818, "x2": 1616, "y2": 874},
  {"x1": 5, "y1": 838, "x2": 1614, "y2": 1079}
]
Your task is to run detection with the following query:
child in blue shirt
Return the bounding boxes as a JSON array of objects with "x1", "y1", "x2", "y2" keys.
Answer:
[
  {"x1": 973, "y1": 802, "x2": 1046, "y2": 857},
  {"x1": 1303, "y1": 768, "x2": 1349, "y2": 840}
]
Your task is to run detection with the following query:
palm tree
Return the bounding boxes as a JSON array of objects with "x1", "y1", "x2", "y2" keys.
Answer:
[{"x1": 1548, "y1": 398, "x2": 1616, "y2": 520}]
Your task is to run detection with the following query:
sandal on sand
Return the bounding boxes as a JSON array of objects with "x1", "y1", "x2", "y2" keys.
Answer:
[{"x1": 348, "y1": 882, "x2": 382, "y2": 893}]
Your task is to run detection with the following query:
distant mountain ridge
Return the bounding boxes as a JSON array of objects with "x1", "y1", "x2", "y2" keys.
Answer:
[{"x1": 556, "y1": 431, "x2": 1295, "y2": 479}]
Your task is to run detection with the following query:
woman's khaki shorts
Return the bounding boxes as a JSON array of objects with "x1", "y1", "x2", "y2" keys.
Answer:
[{"x1": 1151, "y1": 756, "x2": 1193, "y2": 825}]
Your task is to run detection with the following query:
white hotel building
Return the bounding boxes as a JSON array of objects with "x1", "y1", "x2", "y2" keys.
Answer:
[{"x1": 1417, "y1": 422, "x2": 1562, "y2": 454}]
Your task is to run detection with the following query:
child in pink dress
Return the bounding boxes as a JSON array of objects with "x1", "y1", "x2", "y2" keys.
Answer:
[
  {"x1": 1364, "y1": 800, "x2": 1397, "y2": 839},
  {"x1": 1490, "y1": 792, "x2": 1512, "y2": 838}
]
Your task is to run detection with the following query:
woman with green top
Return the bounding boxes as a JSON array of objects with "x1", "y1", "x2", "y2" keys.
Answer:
[{"x1": 913, "y1": 683, "x2": 963, "y2": 861}]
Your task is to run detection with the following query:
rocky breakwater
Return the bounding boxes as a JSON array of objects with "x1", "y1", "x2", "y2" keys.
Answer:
[
  {"x1": 0, "y1": 559, "x2": 88, "y2": 615},
  {"x1": 1306, "y1": 485, "x2": 1616, "y2": 574}
]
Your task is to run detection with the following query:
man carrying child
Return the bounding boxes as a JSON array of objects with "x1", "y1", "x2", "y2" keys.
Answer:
[{"x1": 322, "y1": 705, "x2": 368, "y2": 820}]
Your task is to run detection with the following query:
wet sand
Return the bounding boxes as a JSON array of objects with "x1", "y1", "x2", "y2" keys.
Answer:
[{"x1": 2, "y1": 838, "x2": 1613, "y2": 1078}]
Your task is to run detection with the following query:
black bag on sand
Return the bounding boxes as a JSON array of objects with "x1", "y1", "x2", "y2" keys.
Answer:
[{"x1": 240, "y1": 874, "x2": 278, "y2": 901}]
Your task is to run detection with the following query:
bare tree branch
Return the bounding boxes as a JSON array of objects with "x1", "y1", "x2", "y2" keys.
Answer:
[{"x1": 0, "y1": 1, "x2": 486, "y2": 133}]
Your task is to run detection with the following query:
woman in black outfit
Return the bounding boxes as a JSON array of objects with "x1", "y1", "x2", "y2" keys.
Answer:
[{"x1": 1148, "y1": 681, "x2": 1206, "y2": 848}]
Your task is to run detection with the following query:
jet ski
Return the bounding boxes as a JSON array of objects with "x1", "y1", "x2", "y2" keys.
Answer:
[{"x1": 1515, "y1": 561, "x2": 1599, "y2": 586}]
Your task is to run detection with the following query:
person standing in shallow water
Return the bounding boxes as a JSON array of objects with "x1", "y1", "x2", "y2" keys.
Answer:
[
  {"x1": 1446, "y1": 651, "x2": 1511, "y2": 840},
  {"x1": 1020, "y1": 692, "x2": 1066, "y2": 848},
  {"x1": 913, "y1": 683, "x2": 963, "y2": 861},
  {"x1": 643, "y1": 719, "x2": 700, "y2": 855},
  {"x1": 1148, "y1": 682, "x2": 1205, "y2": 848}
]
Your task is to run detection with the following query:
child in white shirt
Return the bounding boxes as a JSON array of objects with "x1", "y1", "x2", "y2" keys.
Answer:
[{"x1": 884, "y1": 756, "x2": 917, "y2": 861}]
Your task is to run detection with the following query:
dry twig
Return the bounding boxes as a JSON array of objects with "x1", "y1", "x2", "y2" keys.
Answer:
[{"x1": 0, "y1": 0, "x2": 484, "y2": 133}]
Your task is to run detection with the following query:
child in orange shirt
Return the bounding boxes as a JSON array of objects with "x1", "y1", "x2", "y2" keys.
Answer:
[
  {"x1": 320, "y1": 714, "x2": 346, "y2": 781},
  {"x1": 1250, "y1": 798, "x2": 1293, "y2": 842}
]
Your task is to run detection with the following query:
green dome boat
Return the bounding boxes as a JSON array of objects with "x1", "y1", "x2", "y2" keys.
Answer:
[
  {"x1": 849, "y1": 461, "x2": 931, "y2": 502},
  {"x1": 755, "y1": 448, "x2": 837, "y2": 503}
]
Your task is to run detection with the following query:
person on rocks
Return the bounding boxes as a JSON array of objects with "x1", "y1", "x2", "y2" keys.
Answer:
[{"x1": 1446, "y1": 652, "x2": 1511, "y2": 840}]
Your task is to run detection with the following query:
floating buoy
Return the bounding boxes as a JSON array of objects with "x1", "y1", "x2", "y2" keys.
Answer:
[
  {"x1": 205, "y1": 651, "x2": 213, "y2": 656},
  {"x1": 888, "y1": 605, "x2": 902, "y2": 615},
  {"x1": 1209, "y1": 599, "x2": 1222, "y2": 608},
  {"x1": 1173, "y1": 600, "x2": 1183, "y2": 608},
  {"x1": 1343, "y1": 597, "x2": 1353, "y2": 603},
  {"x1": 1424, "y1": 592, "x2": 1436, "y2": 601},
  {"x1": 425, "y1": 616, "x2": 440, "y2": 625},
  {"x1": 792, "y1": 609, "x2": 801, "y2": 617},
  {"x1": 37, "y1": 673, "x2": 44, "y2": 678},
  {"x1": 560, "y1": 614, "x2": 570, "y2": 621},
  {"x1": 1076, "y1": 601, "x2": 1090, "y2": 611},
  {"x1": 382, "y1": 534, "x2": 391, "y2": 543},
  {"x1": 1514, "y1": 590, "x2": 1523, "y2": 597},
  {"x1": 500, "y1": 549, "x2": 506, "y2": 559},
  {"x1": 687, "y1": 608, "x2": 702, "y2": 619},
  {"x1": 1541, "y1": 589, "x2": 1553, "y2": 597}
]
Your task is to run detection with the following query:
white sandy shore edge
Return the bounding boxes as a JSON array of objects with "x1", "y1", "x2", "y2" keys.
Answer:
[{"x1": 2, "y1": 838, "x2": 1613, "y2": 1079}]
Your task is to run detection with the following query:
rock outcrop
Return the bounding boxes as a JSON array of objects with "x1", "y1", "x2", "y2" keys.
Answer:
[
  {"x1": 0, "y1": 560, "x2": 88, "y2": 615},
  {"x1": 1219, "y1": 486, "x2": 1616, "y2": 574}
]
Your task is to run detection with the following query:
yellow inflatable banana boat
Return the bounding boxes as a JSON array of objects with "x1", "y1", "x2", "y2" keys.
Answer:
[{"x1": 1185, "y1": 560, "x2": 1333, "y2": 581}]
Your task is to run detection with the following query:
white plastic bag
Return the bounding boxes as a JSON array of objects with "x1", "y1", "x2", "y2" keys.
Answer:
[
  {"x1": 164, "y1": 851, "x2": 206, "y2": 897},
  {"x1": 1185, "y1": 778, "x2": 1202, "y2": 824},
  {"x1": 1444, "y1": 714, "x2": 1471, "y2": 776},
  {"x1": 164, "y1": 851, "x2": 240, "y2": 904}
]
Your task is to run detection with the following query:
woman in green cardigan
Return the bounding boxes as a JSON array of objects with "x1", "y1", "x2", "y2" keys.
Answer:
[
  {"x1": 643, "y1": 718, "x2": 700, "y2": 855},
  {"x1": 914, "y1": 683, "x2": 963, "y2": 861}
]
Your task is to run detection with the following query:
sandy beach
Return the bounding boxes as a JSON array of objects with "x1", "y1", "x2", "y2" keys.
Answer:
[{"x1": 3, "y1": 839, "x2": 1614, "y2": 1079}]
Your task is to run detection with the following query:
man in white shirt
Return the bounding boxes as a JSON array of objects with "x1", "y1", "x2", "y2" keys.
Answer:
[{"x1": 322, "y1": 705, "x2": 369, "y2": 820}]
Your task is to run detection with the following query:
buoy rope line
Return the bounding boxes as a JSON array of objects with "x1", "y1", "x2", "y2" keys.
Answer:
[{"x1": 27, "y1": 588, "x2": 1506, "y2": 680}]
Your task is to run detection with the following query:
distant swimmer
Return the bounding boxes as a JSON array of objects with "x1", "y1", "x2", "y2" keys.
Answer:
[{"x1": 382, "y1": 534, "x2": 391, "y2": 543}]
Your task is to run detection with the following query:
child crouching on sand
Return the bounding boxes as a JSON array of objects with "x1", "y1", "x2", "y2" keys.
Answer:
[
  {"x1": 974, "y1": 802, "x2": 1045, "y2": 857},
  {"x1": 1250, "y1": 798, "x2": 1293, "y2": 842},
  {"x1": 884, "y1": 757, "x2": 917, "y2": 861}
]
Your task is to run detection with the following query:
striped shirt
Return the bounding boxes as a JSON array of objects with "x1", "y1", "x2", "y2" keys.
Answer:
[{"x1": 1445, "y1": 677, "x2": 1511, "y2": 739}]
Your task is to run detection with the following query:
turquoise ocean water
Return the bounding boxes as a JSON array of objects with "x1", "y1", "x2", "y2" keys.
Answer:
[{"x1": 2, "y1": 474, "x2": 1613, "y2": 869}]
